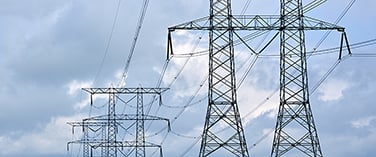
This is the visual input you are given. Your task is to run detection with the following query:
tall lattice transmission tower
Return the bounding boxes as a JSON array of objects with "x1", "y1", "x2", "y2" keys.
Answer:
[
  {"x1": 67, "y1": 88, "x2": 170, "y2": 157},
  {"x1": 168, "y1": 0, "x2": 256, "y2": 156}
]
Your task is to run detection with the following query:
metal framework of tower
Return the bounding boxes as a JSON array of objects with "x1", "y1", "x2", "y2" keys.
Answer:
[
  {"x1": 168, "y1": 0, "x2": 351, "y2": 156},
  {"x1": 270, "y1": 1, "x2": 350, "y2": 156},
  {"x1": 67, "y1": 87, "x2": 170, "y2": 157},
  {"x1": 272, "y1": 1, "x2": 327, "y2": 156}
]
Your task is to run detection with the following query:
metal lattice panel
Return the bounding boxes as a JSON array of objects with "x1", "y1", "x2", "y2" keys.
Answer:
[
  {"x1": 83, "y1": 125, "x2": 90, "y2": 157},
  {"x1": 136, "y1": 93, "x2": 145, "y2": 157},
  {"x1": 201, "y1": 0, "x2": 249, "y2": 156},
  {"x1": 271, "y1": 0, "x2": 323, "y2": 156},
  {"x1": 108, "y1": 93, "x2": 117, "y2": 157}
]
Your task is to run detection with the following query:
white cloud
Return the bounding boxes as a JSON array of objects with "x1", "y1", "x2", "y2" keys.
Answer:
[
  {"x1": 65, "y1": 79, "x2": 93, "y2": 96},
  {"x1": 238, "y1": 84, "x2": 279, "y2": 125},
  {"x1": 74, "y1": 94, "x2": 109, "y2": 110},
  {"x1": 73, "y1": 96, "x2": 92, "y2": 110},
  {"x1": 323, "y1": 128, "x2": 376, "y2": 156},
  {"x1": 351, "y1": 116, "x2": 376, "y2": 129},
  {"x1": 317, "y1": 79, "x2": 350, "y2": 102},
  {"x1": 65, "y1": 79, "x2": 113, "y2": 110},
  {"x1": 0, "y1": 114, "x2": 84, "y2": 155}
]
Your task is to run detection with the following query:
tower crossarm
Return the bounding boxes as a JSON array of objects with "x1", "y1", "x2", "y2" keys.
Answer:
[
  {"x1": 82, "y1": 87, "x2": 169, "y2": 95},
  {"x1": 68, "y1": 121, "x2": 109, "y2": 127},
  {"x1": 87, "y1": 141, "x2": 162, "y2": 149},
  {"x1": 69, "y1": 114, "x2": 170, "y2": 131},
  {"x1": 81, "y1": 114, "x2": 170, "y2": 129},
  {"x1": 168, "y1": 15, "x2": 344, "y2": 31},
  {"x1": 81, "y1": 114, "x2": 169, "y2": 124},
  {"x1": 68, "y1": 140, "x2": 162, "y2": 150}
]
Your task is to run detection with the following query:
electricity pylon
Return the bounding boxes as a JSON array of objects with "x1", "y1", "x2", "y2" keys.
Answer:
[
  {"x1": 68, "y1": 87, "x2": 170, "y2": 157},
  {"x1": 271, "y1": 1, "x2": 350, "y2": 156},
  {"x1": 168, "y1": 0, "x2": 252, "y2": 156}
]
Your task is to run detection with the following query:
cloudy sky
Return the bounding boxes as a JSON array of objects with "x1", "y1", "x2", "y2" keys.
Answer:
[{"x1": 1, "y1": 0, "x2": 376, "y2": 157}]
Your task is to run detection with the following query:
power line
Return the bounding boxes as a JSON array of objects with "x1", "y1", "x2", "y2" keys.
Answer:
[
  {"x1": 179, "y1": 137, "x2": 201, "y2": 157},
  {"x1": 351, "y1": 53, "x2": 376, "y2": 57},
  {"x1": 170, "y1": 130, "x2": 201, "y2": 139},
  {"x1": 312, "y1": 0, "x2": 356, "y2": 52},
  {"x1": 258, "y1": 38, "x2": 376, "y2": 57},
  {"x1": 93, "y1": 0, "x2": 122, "y2": 85},
  {"x1": 118, "y1": 0, "x2": 150, "y2": 87},
  {"x1": 240, "y1": 0, "x2": 253, "y2": 15},
  {"x1": 310, "y1": 55, "x2": 351, "y2": 95}
]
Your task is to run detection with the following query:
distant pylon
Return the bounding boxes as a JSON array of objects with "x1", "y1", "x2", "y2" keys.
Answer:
[{"x1": 67, "y1": 87, "x2": 170, "y2": 157}]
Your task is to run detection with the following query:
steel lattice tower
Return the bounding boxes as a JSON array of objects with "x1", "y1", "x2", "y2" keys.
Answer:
[
  {"x1": 200, "y1": 0, "x2": 249, "y2": 156},
  {"x1": 68, "y1": 88, "x2": 170, "y2": 157},
  {"x1": 271, "y1": 1, "x2": 350, "y2": 156},
  {"x1": 168, "y1": 0, "x2": 250, "y2": 156},
  {"x1": 271, "y1": 0, "x2": 324, "y2": 156}
]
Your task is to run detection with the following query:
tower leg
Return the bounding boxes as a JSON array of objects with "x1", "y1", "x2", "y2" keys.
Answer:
[{"x1": 271, "y1": 0, "x2": 323, "y2": 156}]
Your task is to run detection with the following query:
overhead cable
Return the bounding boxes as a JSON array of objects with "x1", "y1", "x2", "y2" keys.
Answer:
[
  {"x1": 118, "y1": 0, "x2": 150, "y2": 87},
  {"x1": 93, "y1": 0, "x2": 122, "y2": 85},
  {"x1": 312, "y1": 0, "x2": 356, "y2": 52}
]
